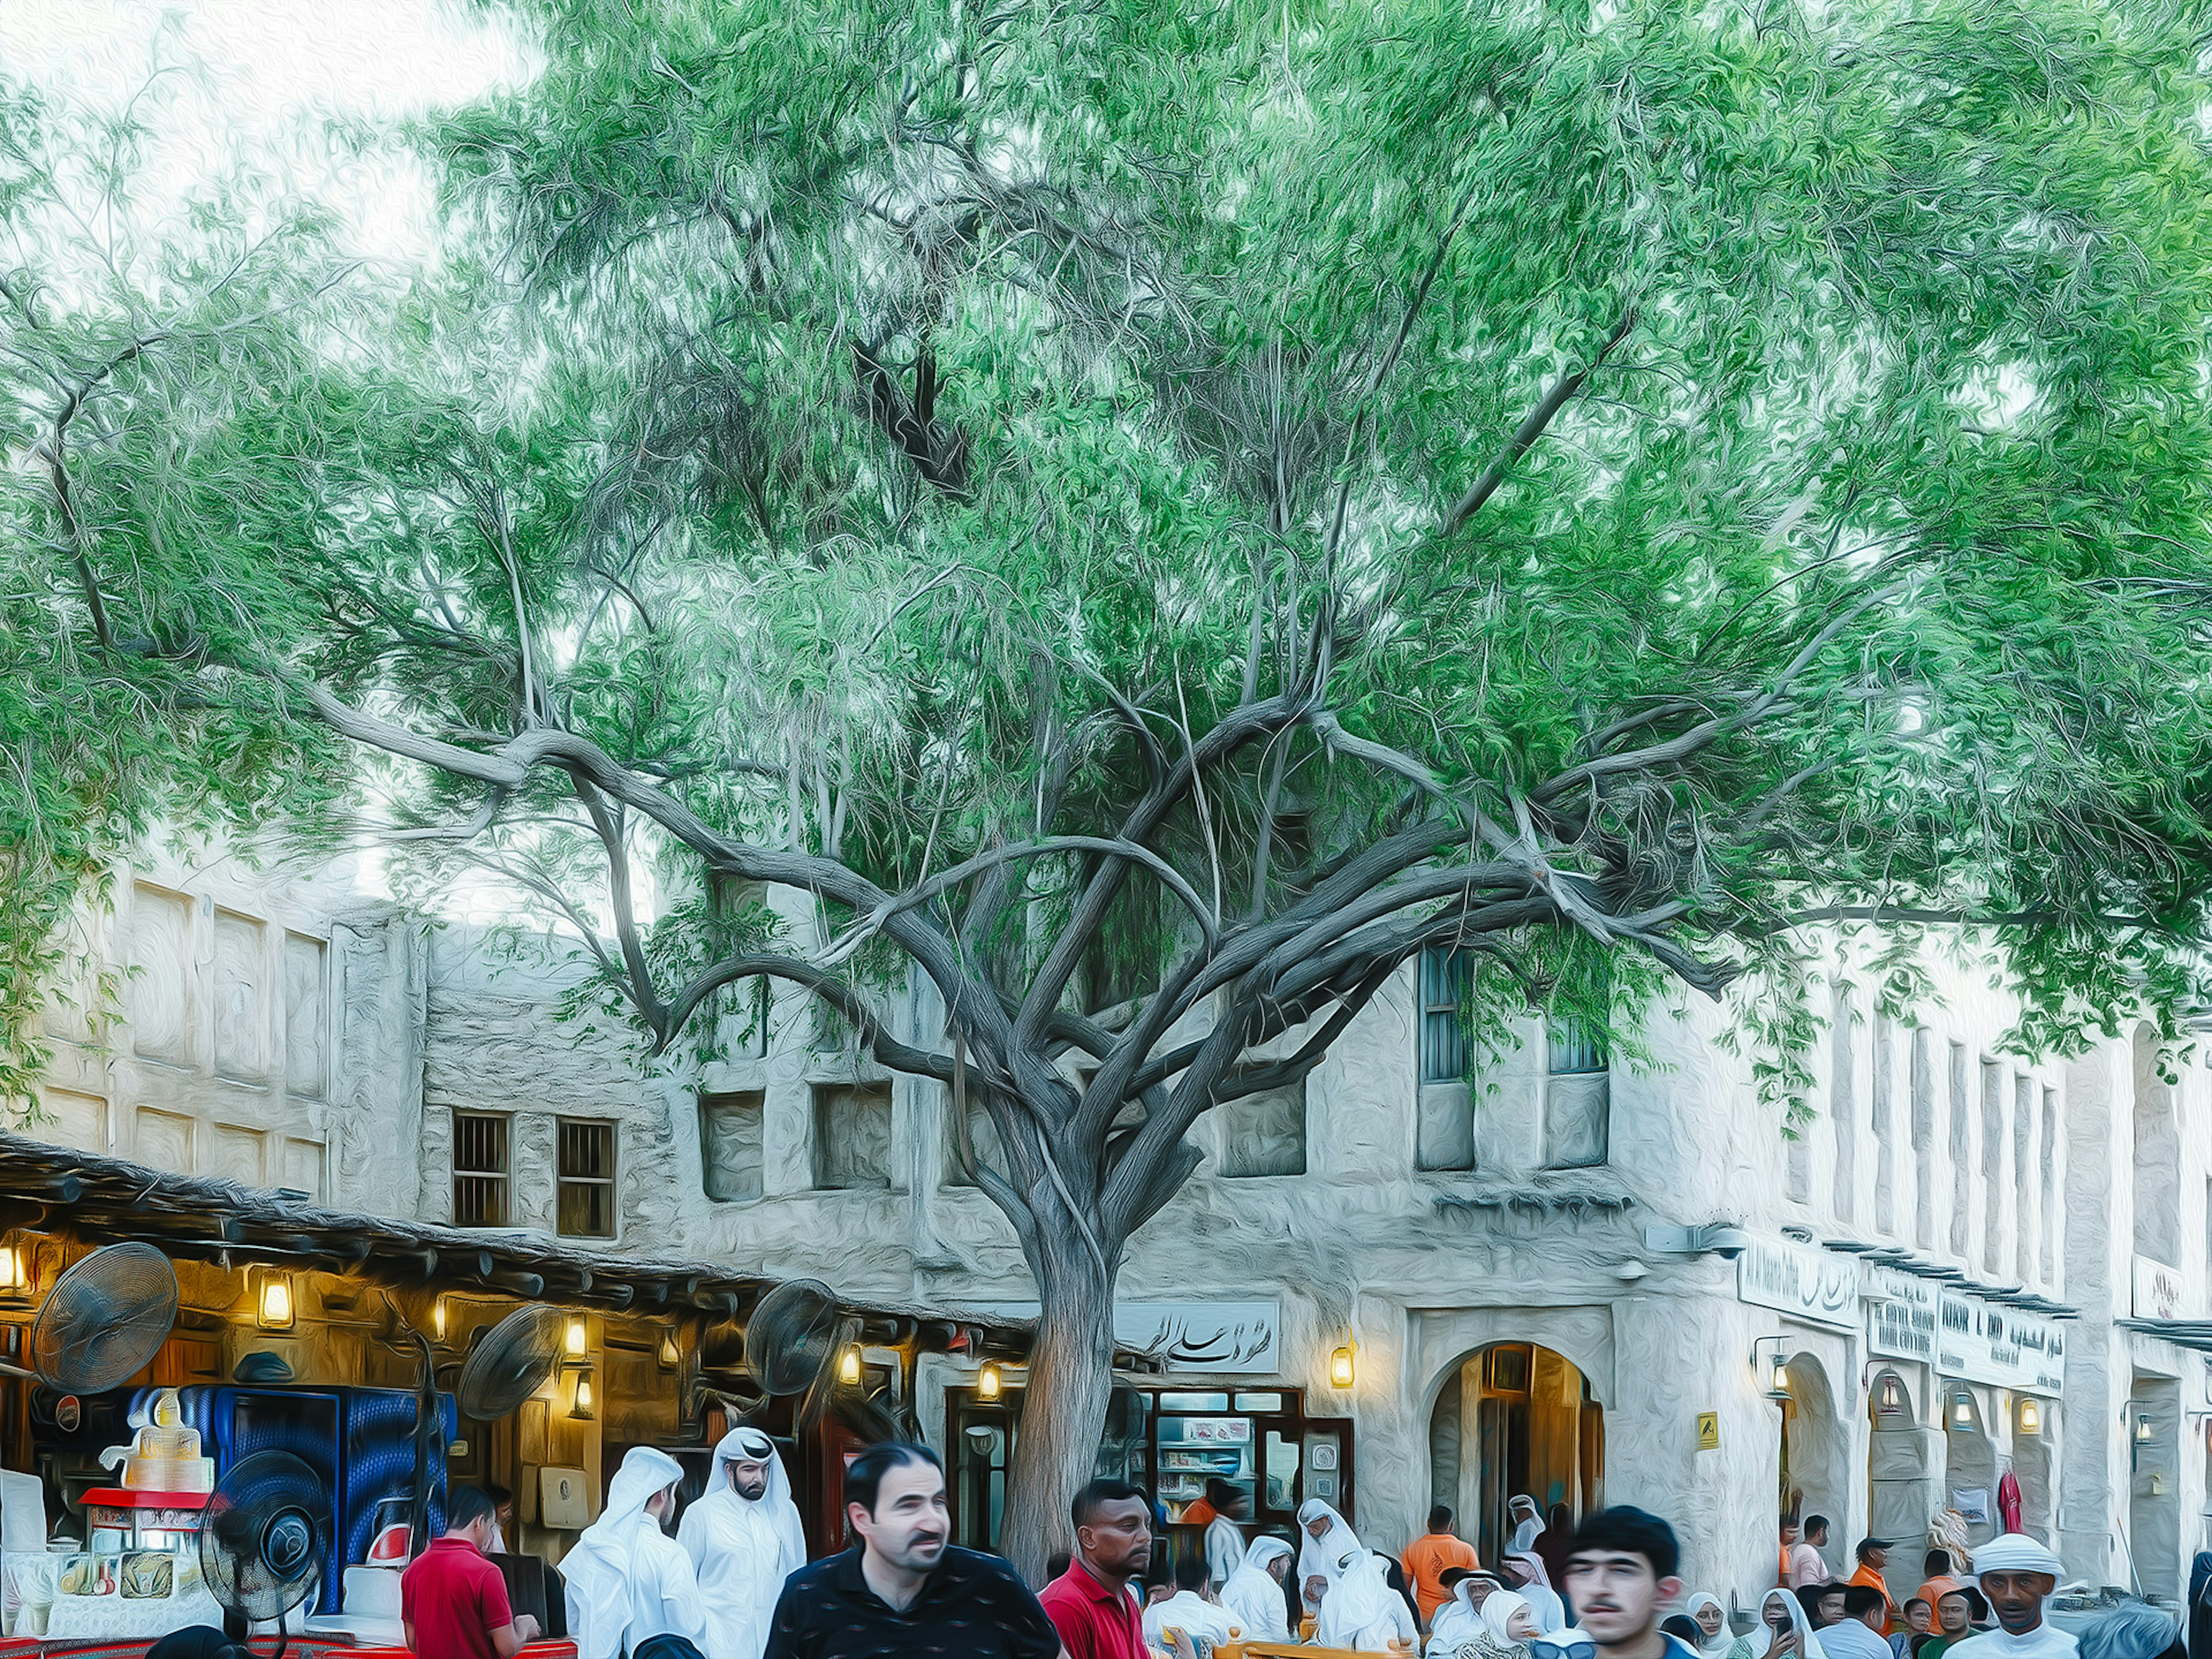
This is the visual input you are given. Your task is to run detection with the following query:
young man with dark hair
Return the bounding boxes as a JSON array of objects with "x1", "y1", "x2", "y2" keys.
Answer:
[
  {"x1": 1819, "y1": 1586, "x2": 1897, "y2": 1659},
  {"x1": 1790, "y1": 1518, "x2": 1836, "y2": 1589},
  {"x1": 1915, "y1": 1552, "x2": 1963, "y2": 1618},
  {"x1": 1404, "y1": 1505, "x2": 1480, "y2": 1629},
  {"x1": 402, "y1": 1486, "x2": 541, "y2": 1659},
  {"x1": 763, "y1": 1442, "x2": 1065, "y2": 1659},
  {"x1": 1798, "y1": 1584, "x2": 1847, "y2": 1630},
  {"x1": 1039, "y1": 1479, "x2": 1152, "y2": 1659},
  {"x1": 1562, "y1": 1508, "x2": 1699, "y2": 1659},
  {"x1": 1140, "y1": 1554, "x2": 1233, "y2": 1652}
]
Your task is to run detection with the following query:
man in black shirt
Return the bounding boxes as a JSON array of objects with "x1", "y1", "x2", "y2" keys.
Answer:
[{"x1": 762, "y1": 1441, "x2": 1069, "y2": 1659}]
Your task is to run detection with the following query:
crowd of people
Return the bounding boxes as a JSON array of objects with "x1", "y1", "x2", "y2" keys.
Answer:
[{"x1": 326, "y1": 1431, "x2": 2200, "y2": 1659}]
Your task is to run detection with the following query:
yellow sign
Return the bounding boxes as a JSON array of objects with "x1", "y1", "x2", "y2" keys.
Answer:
[{"x1": 1696, "y1": 1412, "x2": 1720, "y2": 1450}]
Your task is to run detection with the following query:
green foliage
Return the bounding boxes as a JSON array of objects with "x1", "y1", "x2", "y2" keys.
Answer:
[{"x1": 9, "y1": 0, "x2": 2212, "y2": 1135}]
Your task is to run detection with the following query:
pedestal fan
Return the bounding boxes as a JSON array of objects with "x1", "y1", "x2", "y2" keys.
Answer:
[{"x1": 199, "y1": 1450, "x2": 332, "y2": 1659}]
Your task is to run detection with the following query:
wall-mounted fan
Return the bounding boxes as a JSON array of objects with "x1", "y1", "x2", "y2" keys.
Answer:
[
  {"x1": 0, "y1": 1243, "x2": 177, "y2": 1395},
  {"x1": 741, "y1": 1278, "x2": 906, "y2": 1436},
  {"x1": 457, "y1": 1305, "x2": 567, "y2": 1419},
  {"x1": 200, "y1": 1450, "x2": 332, "y2": 1658}
]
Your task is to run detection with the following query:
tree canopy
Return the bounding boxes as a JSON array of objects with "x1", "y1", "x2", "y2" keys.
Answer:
[{"x1": 8, "y1": 0, "x2": 2212, "y2": 1563}]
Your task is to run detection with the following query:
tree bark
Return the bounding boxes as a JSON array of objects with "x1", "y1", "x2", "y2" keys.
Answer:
[{"x1": 997, "y1": 1217, "x2": 1120, "y2": 1584}]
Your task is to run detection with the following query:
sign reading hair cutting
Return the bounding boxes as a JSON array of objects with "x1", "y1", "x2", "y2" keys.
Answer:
[
  {"x1": 1866, "y1": 1267, "x2": 1938, "y2": 1363},
  {"x1": 1736, "y1": 1235, "x2": 1860, "y2": 1331}
]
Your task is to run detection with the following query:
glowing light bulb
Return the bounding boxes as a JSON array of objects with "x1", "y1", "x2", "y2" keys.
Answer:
[
  {"x1": 839, "y1": 1347, "x2": 862, "y2": 1386},
  {"x1": 259, "y1": 1276, "x2": 294, "y2": 1330},
  {"x1": 978, "y1": 1362, "x2": 1002, "y2": 1400},
  {"x1": 566, "y1": 1316, "x2": 588, "y2": 1357}
]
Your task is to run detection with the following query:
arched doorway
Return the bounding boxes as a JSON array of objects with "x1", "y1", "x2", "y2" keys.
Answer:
[
  {"x1": 2012, "y1": 1396, "x2": 2053, "y2": 1543},
  {"x1": 1426, "y1": 1342, "x2": 1605, "y2": 1567},
  {"x1": 1867, "y1": 1368, "x2": 1934, "y2": 1545},
  {"x1": 1942, "y1": 1387, "x2": 1998, "y2": 1546},
  {"x1": 1782, "y1": 1353, "x2": 1849, "y2": 1560}
]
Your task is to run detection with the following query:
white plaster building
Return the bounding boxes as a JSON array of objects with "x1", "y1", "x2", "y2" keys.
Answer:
[{"x1": 20, "y1": 849, "x2": 2212, "y2": 1609}]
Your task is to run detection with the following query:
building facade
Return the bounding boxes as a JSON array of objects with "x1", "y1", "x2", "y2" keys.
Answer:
[{"x1": 19, "y1": 845, "x2": 2212, "y2": 1606}]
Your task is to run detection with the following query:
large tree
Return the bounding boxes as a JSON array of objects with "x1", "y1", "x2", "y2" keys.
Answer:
[{"x1": 10, "y1": 0, "x2": 2212, "y2": 1569}]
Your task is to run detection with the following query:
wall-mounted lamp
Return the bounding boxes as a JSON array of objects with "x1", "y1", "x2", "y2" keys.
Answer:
[
  {"x1": 2137, "y1": 1411, "x2": 2155, "y2": 1444},
  {"x1": 431, "y1": 1297, "x2": 448, "y2": 1342},
  {"x1": 2018, "y1": 1398, "x2": 2041, "y2": 1435},
  {"x1": 256, "y1": 1270, "x2": 296, "y2": 1331},
  {"x1": 570, "y1": 1372, "x2": 595, "y2": 1421},
  {"x1": 1752, "y1": 1338, "x2": 1790, "y2": 1400},
  {"x1": 1951, "y1": 1391, "x2": 1975, "y2": 1431},
  {"x1": 977, "y1": 1362, "x2": 1002, "y2": 1401},
  {"x1": 0, "y1": 1236, "x2": 31, "y2": 1307},
  {"x1": 839, "y1": 1346, "x2": 862, "y2": 1387},
  {"x1": 1877, "y1": 1373, "x2": 1906, "y2": 1414},
  {"x1": 1329, "y1": 1342, "x2": 1357, "y2": 1389},
  {"x1": 657, "y1": 1330, "x2": 680, "y2": 1372},
  {"x1": 565, "y1": 1316, "x2": 589, "y2": 1359}
]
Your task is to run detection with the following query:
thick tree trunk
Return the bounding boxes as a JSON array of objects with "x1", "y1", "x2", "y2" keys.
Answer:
[{"x1": 996, "y1": 1224, "x2": 1120, "y2": 1584}]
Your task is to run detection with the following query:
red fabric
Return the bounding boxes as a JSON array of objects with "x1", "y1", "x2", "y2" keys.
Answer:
[
  {"x1": 1998, "y1": 1471, "x2": 2022, "y2": 1534},
  {"x1": 402, "y1": 1534, "x2": 516, "y2": 1659},
  {"x1": 1040, "y1": 1563, "x2": 1149, "y2": 1659}
]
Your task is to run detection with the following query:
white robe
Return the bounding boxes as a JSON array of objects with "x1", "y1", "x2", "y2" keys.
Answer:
[
  {"x1": 1944, "y1": 1626, "x2": 2080, "y2": 1659},
  {"x1": 1317, "y1": 1550, "x2": 1418, "y2": 1653},
  {"x1": 1204, "y1": 1515, "x2": 1245, "y2": 1590},
  {"x1": 1297, "y1": 1500, "x2": 1361, "y2": 1600},
  {"x1": 564, "y1": 1447, "x2": 710, "y2": 1659},
  {"x1": 1219, "y1": 1540, "x2": 1293, "y2": 1643},
  {"x1": 1143, "y1": 1589, "x2": 1236, "y2": 1651},
  {"x1": 1430, "y1": 1580, "x2": 1488, "y2": 1655},
  {"x1": 677, "y1": 1429, "x2": 808, "y2": 1659}
]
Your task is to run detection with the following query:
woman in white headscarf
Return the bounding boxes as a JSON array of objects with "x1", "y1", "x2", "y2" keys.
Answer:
[
  {"x1": 1687, "y1": 1593, "x2": 1735, "y2": 1659},
  {"x1": 1297, "y1": 1499, "x2": 1361, "y2": 1612},
  {"x1": 1219, "y1": 1536, "x2": 1295, "y2": 1643},
  {"x1": 1482, "y1": 1590, "x2": 1547, "y2": 1655},
  {"x1": 563, "y1": 1447, "x2": 709, "y2": 1659},
  {"x1": 1726, "y1": 1588, "x2": 1827, "y2": 1659},
  {"x1": 1503, "y1": 1552, "x2": 1569, "y2": 1634},
  {"x1": 1509, "y1": 1497, "x2": 1545, "y2": 1555},
  {"x1": 1316, "y1": 1548, "x2": 1419, "y2": 1652},
  {"x1": 677, "y1": 1426, "x2": 808, "y2": 1659}
]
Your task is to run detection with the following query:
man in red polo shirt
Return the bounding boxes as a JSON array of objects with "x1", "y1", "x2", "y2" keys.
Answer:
[
  {"x1": 403, "y1": 1486, "x2": 541, "y2": 1659},
  {"x1": 1040, "y1": 1480, "x2": 1152, "y2": 1659}
]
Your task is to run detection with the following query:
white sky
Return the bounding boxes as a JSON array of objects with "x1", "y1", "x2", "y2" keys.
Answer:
[
  {"x1": 2, "y1": 0, "x2": 574, "y2": 926},
  {"x1": 0, "y1": 0, "x2": 538, "y2": 266}
]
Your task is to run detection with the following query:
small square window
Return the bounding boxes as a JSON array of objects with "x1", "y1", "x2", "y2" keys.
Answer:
[
  {"x1": 557, "y1": 1119, "x2": 617, "y2": 1238},
  {"x1": 453, "y1": 1112, "x2": 509, "y2": 1228}
]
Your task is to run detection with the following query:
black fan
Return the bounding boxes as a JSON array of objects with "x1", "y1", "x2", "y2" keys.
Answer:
[
  {"x1": 200, "y1": 1451, "x2": 331, "y2": 1655},
  {"x1": 0, "y1": 1244, "x2": 178, "y2": 1395},
  {"x1": 456, "y1": 1305, "x2": 567, "y2": 1419},
  {"x1": 744, "y1": 1279, "x2": 845, "y2": 1393},
  {"x1": 745, "y1": 1278, "x2": 859, "y2": 1432}
]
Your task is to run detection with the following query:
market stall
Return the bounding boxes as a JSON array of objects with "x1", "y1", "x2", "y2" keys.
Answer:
[{"x1": 0, "y1": 1132, "x2": 1032, "y2": 1652}]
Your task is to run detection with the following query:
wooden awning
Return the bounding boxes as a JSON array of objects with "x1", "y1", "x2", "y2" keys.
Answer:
[{"x1": 0, "y1": 1131, "x2": 1032, "y2": 1359}]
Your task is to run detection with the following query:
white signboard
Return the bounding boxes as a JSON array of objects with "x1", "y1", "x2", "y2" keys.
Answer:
[
  {"x1": 961, "y1": 1300, "x2": 1283, "y2": 1373},
  {"x1": 1866, "y1": 1268, "x2": 1939, "y2": 1363},
  {"x1": 1737, "y1": 1236, "x2": 1859, "y2": 1331},
  {"x1": 2134, "y1": 1255, "x2": 2188, "y2": 1321},
  {"x1": 1937, "y1": 1295, "x2": 2065, "y2": 1394}
]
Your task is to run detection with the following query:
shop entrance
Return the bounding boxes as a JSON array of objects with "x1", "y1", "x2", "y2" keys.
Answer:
[
  {"x1": 1780, "y1": 1353, "x2": 1848, "y2": 1554},
  {"x1": 1426, "y1": 1342, "x2": 1604, "y2": 1568},
  {"x1": 949, "y1": 1381, "x2": 1328, "y2": 1573}
]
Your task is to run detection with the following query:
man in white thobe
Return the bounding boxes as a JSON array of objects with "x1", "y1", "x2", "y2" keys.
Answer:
[
  {"x1": 1945, "y1": 1535, "x2": 2078, "y2": 1659},
  {"x1": 563, "y1": 1446, "x2": 710, "y2": 1659},
  {"x1": 677, "y1": 1426, "x2": 808, "y2": 1659}
]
